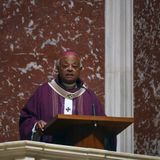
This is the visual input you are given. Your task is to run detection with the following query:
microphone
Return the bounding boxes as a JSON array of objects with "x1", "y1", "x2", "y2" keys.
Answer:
[
  {"x1": 92, "y1": 103, "x2": 97, "y2": 127},
  {"x1": 92, "y1": 103, "x2": 96, "y2": 116},
  {"x1": 81, "y1": 85, "x2": 96, "y2": 116},
  {"x1": 81, "y1": 85, "x2": 97, "y2": 127}
]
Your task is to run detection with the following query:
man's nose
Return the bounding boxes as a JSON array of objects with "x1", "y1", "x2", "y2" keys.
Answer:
[{"x1": 67, "y1": 65, "x2": 74, "y2": 71}]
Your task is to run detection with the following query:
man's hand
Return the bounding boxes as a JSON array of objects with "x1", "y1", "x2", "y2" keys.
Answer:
[{"x1": 35, "y1": 120, "x2": 47, "y2": 132}]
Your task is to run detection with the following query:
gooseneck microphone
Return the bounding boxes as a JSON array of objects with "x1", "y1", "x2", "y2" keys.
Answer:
[
  {"x1": 92, "y1": 103, "x2": 97, "y2": 127},
  {"x1": 81, "y1": 85, "x2": 97, "y2": 127},
  {"x1": 92, "y1": 103, "x2": 96, "y2": 116}
]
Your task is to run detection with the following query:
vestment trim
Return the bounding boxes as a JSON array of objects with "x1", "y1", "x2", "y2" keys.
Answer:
[{"x1": 48, "y1": 79, "x2": 86, "y2": 99}]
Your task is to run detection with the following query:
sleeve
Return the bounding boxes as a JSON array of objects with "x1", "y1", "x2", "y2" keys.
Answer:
[
  {"x1": 87, "y1": 89, "x2": 106, "y2": 116},
  {"x1": 19, "y1": 86, "x2": 42, "y2": 140},
  {"x1": 93, "y1": 92, "x2": 106, "y2": 116}
]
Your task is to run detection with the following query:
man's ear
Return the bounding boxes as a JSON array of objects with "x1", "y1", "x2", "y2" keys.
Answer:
[
  {"x1": 79, "y1": 66, "x2": 82, "y2": 70},
  {"x1": 56, "y1": 60, "x2": 60, "y2": 70}
]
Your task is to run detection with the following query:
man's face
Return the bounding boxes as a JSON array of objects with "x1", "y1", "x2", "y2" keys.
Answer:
[{"x1": 58, "y1": 54, "x2": 81, "y2": 84}]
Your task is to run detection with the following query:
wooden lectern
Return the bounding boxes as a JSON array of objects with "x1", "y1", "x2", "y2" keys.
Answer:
[{"x1": 43, "y1": 114, "x2": 134, "y2": 150}]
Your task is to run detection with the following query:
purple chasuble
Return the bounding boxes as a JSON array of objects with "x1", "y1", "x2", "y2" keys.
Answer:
[{"x1": 19, "y1": 79, "x2": 105, "y2": 143}]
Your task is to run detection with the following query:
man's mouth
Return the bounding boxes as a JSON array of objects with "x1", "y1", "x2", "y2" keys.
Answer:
[{"x1": 65, "y1": 74, "x2": 74, "y2": 77}]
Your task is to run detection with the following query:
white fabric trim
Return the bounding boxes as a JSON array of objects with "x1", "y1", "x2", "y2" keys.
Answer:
[
  {"x1": 48, "y1": 79, "x2": 86, "y2": 99},
  {"x1": 64, "y1": 98, "x2": 73, "y2": 114},
  {"x1": 31, "y1": 122, "x2": 37, "y2": 140}
]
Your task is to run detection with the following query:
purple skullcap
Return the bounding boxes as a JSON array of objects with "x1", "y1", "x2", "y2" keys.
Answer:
[
  {"x1": 61, "y1": 51, "x2": 79, "y2": 57},
  {"x1": 57, "y1": 51, "x2": 82, "y2": 67}
]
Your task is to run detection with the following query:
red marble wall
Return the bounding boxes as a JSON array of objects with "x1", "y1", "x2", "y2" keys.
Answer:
[
  {"x1": 0, "y1": 0, "x2": 104, "y2": 142},
  {"x1": 134, "y1": 0, "x2": 160, "y2": 156}
]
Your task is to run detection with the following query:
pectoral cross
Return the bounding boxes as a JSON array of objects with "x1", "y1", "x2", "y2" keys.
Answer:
[{"x1": 66, "y1": 107, "x2": 71, "y2": 112}]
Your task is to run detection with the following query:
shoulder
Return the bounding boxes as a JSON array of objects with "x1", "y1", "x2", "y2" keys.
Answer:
[
  {"x1": 84, "y1": 88, "x2": 97, "y2": 97},
  {"x1": 36, "y1": 82, "x2": 49, "y2": 90},
  {"x1": 39, "y1": 82, "x2": 50, "y2": 89},
  {"x1": 33, "y1": 82, "x2": 51, "y2": 95}
]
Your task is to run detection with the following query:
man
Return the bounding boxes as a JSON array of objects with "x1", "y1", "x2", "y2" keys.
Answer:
[{"x1": 19, "y1": 51, "x2": 105, "y2": 143}]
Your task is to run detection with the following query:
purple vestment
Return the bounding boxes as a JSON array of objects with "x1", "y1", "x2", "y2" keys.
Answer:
[{"x1": 19, "y1": 79, "x2": 105, "y2": 143}]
